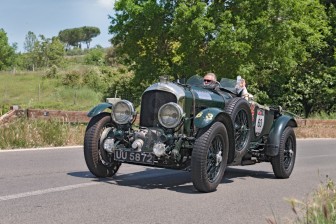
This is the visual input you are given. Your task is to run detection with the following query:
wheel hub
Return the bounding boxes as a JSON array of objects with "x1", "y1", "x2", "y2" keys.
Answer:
[{"x1": 215, "y1": 151, "x2": 222, "y2": 166}]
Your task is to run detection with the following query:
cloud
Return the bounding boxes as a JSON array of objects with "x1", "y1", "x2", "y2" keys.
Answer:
[{"x1": 97, "y1": 0, "x2": 115, "y2": 8}]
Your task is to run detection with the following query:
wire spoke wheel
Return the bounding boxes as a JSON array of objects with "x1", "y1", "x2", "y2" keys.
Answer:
[
  {"x1": 84, "y1": 112, "x2": 121, "y2": 178},
  {"x1": 206, "y1": 135, "x2": 223, "y2": 182},
  {"x1": 283, "y1": 134, "x2": 294, "y2": 169},
  {"x1": 225, "y1": 98, "x2": 252, "y2": 153},
  {"x1": 234, "y1": 109, "x2": 249, "y2": 150},
  {"x1": 271, "y1": 126, "x2": 296, "y2": 178},
  {"x1": 192, "y1": 122, "x2": 229, "y2": 192}
]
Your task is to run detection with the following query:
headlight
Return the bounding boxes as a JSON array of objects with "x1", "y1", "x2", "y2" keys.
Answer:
[
  {"x1": 112, "y1": 100, "x2": 135, "y2": 124},
  {"x1": 158, "y1": 102, "x2": 183, "y2": 129}
]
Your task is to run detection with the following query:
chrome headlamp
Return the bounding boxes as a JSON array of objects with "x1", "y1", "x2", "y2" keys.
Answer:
[
  {"x1": 158, "y1": 102, "x2": 183, "y2": 129},
  {"x1": 112, "y1": 100, "x2": 135, "y2": 124}
]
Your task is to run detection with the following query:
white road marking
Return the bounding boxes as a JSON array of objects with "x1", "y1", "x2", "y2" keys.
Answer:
[
  {"x1": 0, "y1": 146, "x2": 83, "y2": 153},
  {"x1": 0, "y1": 182, "x2": 99, "y2": 202}
]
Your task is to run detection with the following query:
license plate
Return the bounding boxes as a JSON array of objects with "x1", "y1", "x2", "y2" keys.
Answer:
[{"x1": 114, "y1": 150, "x2": 154, "y2": 165}]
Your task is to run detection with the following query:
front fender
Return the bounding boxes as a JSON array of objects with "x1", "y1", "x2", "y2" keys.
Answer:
[
  {"x1": 194, "y1": 108, "x2": 223, "y2": 129},
  {"x1": 87, "y1": 103, "x2": 113, "y2": 117},
  {"x1": 265, "y1": 115, "x2": 297, "y2": 156},
  {"x1": 194, "y1": 107, "x2": 235, "y2": 164}
]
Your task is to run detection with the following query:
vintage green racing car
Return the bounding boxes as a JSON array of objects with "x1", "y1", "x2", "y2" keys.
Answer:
[{"x1": 84, "y1": 75, "x2": 297, "y2": 193}]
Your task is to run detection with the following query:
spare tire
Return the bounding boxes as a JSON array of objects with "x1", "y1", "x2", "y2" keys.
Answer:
[{"x1": 224, "y1": 98, "x2": 252, "y2": 154}]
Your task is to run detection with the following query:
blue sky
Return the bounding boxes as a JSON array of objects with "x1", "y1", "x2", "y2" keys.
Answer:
[{"x1": 0, "y1": 0, "x2": 115, "y2": 52}]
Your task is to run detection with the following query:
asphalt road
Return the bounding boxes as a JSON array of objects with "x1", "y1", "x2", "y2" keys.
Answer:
[{"x1": 0, "y1": 139, "x2": 335, "y2": 224}]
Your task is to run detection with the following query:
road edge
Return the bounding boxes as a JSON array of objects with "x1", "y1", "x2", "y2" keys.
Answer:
[{"x1": 0, "y1": 145, "x2": 83, "y2": 152}]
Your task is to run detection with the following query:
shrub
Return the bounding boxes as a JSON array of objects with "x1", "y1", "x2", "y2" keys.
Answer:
[
  {"x1": 44, "y1": 64, "x2": 58, "y2": 79},
  {"x1": 61, "y1": 70, "x2": 82, "y2": 87},
  {"x1": 84, "y1": 48, "x2": 105, "y2": 66},
  {"x1": 82, "y1": 67, "x2": 107, "y2": 92},
  {"x1": 0, "y1": 104, "x2": 10, "y2": 116}
]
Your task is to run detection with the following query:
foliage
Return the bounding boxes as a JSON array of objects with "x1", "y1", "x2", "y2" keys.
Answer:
[
  {"x1": 288, "y1": 178, "x2": 336, "y2": 224},
  {"x1": 82, "y1": 67, "x2": 108, "y2": 91},
  {"x1": 104, "y1": 46, "x2": 118, "y2": 66},
  {"x1": 84, "y1": 47, "x2": 105, "y2": 66},
  {"x1": 309, "y1": 111, "x2": 336, "y2": 119},
  {"x1": 0, "y1": 104, "x2": 10, "y2": 116},
  {"x1": 82, "y1": 26, "x2": 101, "y2": 49},
  {"x1": 0, "y1": 118, "x2": 85, "y2": 149},
  {"x1": 109, "y1": 0, "x2": 336, "y2": 117},
  {"x1": 47, "y1": 37, "x2": 66, "y2": 67},
  {"x1": 45, "y1": 64, "x2": 58, "y2": 78},
  {"x1": 281, "y1": 70, "x2": 335, "y2": 118},
  {"x1": 58, "y1": 26, "x2": 101, "y2": 49},
  {"x1": 61, "y1": 70, "x2": 82, "y2": 87},
  {"x1": 23, "y1": 31, "x2": 38, "y2": 53},
  {"x1": 103, "y1": 67, "x2": 145, "y2": 107},
  {"x1": 20, "y1": 32, "x2": 65, "y2": 70},
  {"x1": 0, "y1": 28, "x2": 16, "y2": 70}
]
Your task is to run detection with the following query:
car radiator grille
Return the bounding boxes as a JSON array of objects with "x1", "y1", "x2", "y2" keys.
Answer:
[{"x1": 140, "y1": 90, "x2": 177, "y2": 127}]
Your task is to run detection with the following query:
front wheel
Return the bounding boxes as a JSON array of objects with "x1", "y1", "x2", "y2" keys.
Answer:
[
  {"x1": 191, "y1": 122, "x2": 229, "y2": 193},
  {"x1": 84, "y1": 112, "x2": 121, "y2": 178},
  {"x1": 271, "y1": 126, "x2": 296, "y2": 178}
]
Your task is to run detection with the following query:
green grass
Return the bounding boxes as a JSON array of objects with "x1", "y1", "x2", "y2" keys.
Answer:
[
  {"x1": 308, "y1": 111, "x2": 336, "y2": 120},
  {"x1": 0, "y1": 71, "x2": 102, "y2": 112}
]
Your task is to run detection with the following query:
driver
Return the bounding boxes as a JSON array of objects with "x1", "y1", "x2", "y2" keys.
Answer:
[{"x1": 203, "y1": 72, "x2": 217, "y2": 85}]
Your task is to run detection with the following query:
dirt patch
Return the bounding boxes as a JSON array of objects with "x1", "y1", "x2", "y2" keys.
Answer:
[{"x1": 295, "y1": 119, "x2": 336, "y2": 138}]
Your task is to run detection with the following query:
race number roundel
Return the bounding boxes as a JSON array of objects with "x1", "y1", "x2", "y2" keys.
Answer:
[{"x1": 255, "y1": 109, "x2": 265, "y2": 136}]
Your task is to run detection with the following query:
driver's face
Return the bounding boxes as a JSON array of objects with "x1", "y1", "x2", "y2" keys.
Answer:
[{"x1": 204, "y1": 75, "x2": 215, "y2": 85}]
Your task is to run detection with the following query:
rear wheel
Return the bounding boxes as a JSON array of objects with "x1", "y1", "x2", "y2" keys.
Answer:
[
  {"x1": 84, "y1": 112, "x2": 121, "y2": 177},
  {"x1": 191, "y1": 122, "x2": 229, "y2": 193},
  {"x1": 271, "y1": 127, "x2": 296, "y2": 178},
  {"x1": 225, "y1": 98, "x2": 252, "y2": 153}
]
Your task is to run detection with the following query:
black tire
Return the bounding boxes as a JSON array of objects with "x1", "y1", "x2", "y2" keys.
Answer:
[
  {"x1": 191, "y1": 122, "x2": 229, "y2": 193},
  {"x1": 224, "y1": 98, "x2": 252, "y2": 152},
  {"x1": 271, "y1": 127, "x2": 296, "y2": 178},
  {"x1": 84, "y1": 112, "x2": 121, "y2": 178}
]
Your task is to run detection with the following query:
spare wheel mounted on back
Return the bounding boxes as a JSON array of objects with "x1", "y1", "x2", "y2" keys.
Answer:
[{"x1": 224, "y1": 97, "x2": 252, "y2": 161}]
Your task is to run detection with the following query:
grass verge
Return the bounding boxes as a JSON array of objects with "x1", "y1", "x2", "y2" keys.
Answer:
[
  {"x1": 288, "y1": 178, "x2": 336, "y2": 224},
  {"x1": 0, "y1": 118, "x2": 85, "y2": 149},
  {"x1": 0, "y1": 71, "x2": 102, "y2": 112}
]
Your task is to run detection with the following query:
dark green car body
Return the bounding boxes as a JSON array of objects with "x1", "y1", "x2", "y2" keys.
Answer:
[{"x1": 84, "y1": 75, "x2": 297, "y2": 192}]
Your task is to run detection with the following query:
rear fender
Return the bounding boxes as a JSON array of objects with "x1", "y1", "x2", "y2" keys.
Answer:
[
  {"x1": 87, "y1": 103, "x2": 113, "y2": 117},
  {"x1": 265, "y1": 115, "x2": 297, "y2": 156},
  {"x1": 194, "y1": 108, "x2": 235, "y2": 164}
]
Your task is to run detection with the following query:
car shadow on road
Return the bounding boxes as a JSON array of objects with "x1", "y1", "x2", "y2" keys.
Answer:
[
  {"x1": 223, "y1": 167, "x2": 275, "y2": 183},
  {"x1": 68, "y1": 166, "x2": 275, "y2": 194},
  {"x1": 68, "y1": 169, "x2": 196, "y2": 193}
]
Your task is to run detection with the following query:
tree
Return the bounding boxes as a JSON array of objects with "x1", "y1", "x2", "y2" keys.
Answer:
[
  {"x1": 109, "y1": 0, "x2": 333, "y2": 117},
  {"x1": 278, "y1": 0, "x2": 336, "y2": 117},
  {"x1": 110, "y1": 1, "x2": 179, "y2": 82},
  {"x1": 23, "y1": 31, "x2": 39, "y2": 70},
  {"x1": 0, "y1": 28, "x2": 16, "y2": 70},
  {"x1": 58, "y1": 26, "x2": 101, "y2": 49},
  {"x1": 59, "y1": 28, "x2": 81, "y2": 49},
  {"x1": 24, "y1": 31, "x2": 38, "y2": 53},
  {"x1": 82, "y1": 26, "x2": 101, "y2": 49},
  {"x1": 47, "y1": 37, "x2": 65, "y2": 67},
  {"x1": 22, "y1": 34, "x2": 65, "y2": 70}
]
